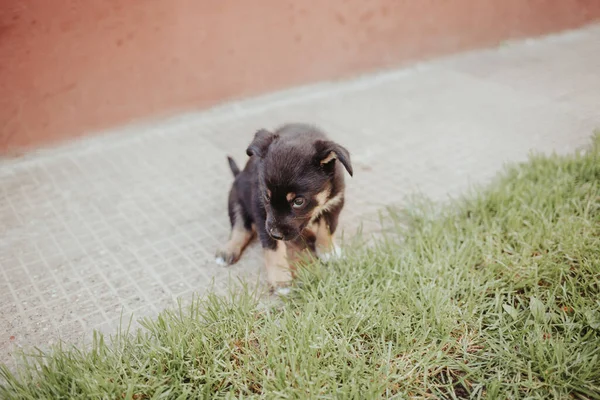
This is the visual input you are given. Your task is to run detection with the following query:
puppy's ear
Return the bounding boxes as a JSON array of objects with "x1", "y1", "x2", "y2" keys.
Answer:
[
  {"x1": 314, "y1": 140, "x2": 353, "y2": 177},
  {"x1": 246, "y1": 129, "x2": 277, "y2": 158}
]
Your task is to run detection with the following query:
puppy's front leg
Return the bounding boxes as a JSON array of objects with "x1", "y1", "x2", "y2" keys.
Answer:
[
  {"x1": 315, "y1": 213, "x2": 343, "y2": 262},
  {"x1": 258, "y1": 229, "x2": 292, "y2": 290},
  {"x1": 264, "y1": 240, "x2": 292, "y2": 288}
]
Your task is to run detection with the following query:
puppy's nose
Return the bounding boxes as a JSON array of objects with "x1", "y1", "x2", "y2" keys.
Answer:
[{"x1": 269, "y1": 227, "x2": 284, "y2": 240}]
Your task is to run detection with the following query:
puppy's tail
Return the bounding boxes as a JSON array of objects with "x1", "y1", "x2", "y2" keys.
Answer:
[{"x1": 227, "y1": 156, "x2": 241, "y2": 177}]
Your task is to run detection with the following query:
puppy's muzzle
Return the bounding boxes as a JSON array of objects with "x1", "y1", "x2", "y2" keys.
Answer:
[
  {"x1": 266, "y1": 223, "x2": 297, "y2": 241},
  {"x1": 268, "y1": 226, "x2": 284, "y2": 240}
]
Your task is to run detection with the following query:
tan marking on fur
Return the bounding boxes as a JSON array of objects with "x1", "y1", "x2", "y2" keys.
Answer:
[
  {"x1": 225, "y1": 225, "x2": 253, "y2": 255},
  {"x1": 286, "y1": 192, "x2": 296, "y2": 202},
  {"x1": 320, "y1": 151, "x2": 337, "y2": 165},
  {"x1": 264, "y1": 241, "x2": 292, "y2": 287},
  {"x1": 285, "y1": 241, "x2": 312, "y2": 264},
  {"x1": 314, "y1": 218, "x2": 335, "y2": 255},
  {"x1": 304, "y1": 219, "x2": 318, "y2": 236},
  {"x1": 266, "y1": 189, "x2": 272, "y2": 198},
  {"x1": 309, "y1": 190, "x2": 344, "y2": 225},
  {"x1": 216, "y1": 205, "x2": 254, "y2": 264},
  {"x1": 315, "y1": 189, "x2": 330, "y2": 206}
]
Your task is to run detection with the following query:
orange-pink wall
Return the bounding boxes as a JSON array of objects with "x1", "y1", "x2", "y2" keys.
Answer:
[{"x1": 2, "y1": 0, "x2": 599, "y2": 152}]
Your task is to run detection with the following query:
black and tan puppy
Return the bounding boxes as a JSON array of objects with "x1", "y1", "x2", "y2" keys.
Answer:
[{"x1": 215, "y1": 123, "x2": 353, "y2": 290}]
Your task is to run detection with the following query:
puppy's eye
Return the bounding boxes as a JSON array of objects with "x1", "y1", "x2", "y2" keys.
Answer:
[{"x1": 291, "y1": 197, "x2": 306, "y2": 209}]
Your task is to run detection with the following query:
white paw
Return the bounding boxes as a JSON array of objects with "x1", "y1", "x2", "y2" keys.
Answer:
[
  {"x1": 318, "y1": 245, "x2": 343, "y2": 262},
  {"x1": 215, "y1": 256, "x2": 227, "y2": 266},
  {"x1": 275, "y1": 287, "x2": 291, "y2": 296}
]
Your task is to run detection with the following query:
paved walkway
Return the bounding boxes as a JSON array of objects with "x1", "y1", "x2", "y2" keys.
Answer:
[{"x1": 1, "y1": 24, "x2": 599, "y2": 369}]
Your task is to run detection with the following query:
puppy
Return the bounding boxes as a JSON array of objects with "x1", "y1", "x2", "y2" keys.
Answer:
[{"x1": 215, "y1": 123, "x2": 353, "y2": 289}]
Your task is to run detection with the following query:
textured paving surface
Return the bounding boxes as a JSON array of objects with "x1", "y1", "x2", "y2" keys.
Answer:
[{"x1": 1, "y1": 24, "x2": 599, "y2": 369}]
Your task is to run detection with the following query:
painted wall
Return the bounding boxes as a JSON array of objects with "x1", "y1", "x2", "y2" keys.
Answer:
[{"x1": 2, "y1": 0, "x2": 599, "y2": 152}]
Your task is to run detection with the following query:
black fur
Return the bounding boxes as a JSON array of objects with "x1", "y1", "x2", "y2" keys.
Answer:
[
  {"x1": 227, "y1": 156, "x2": 240, "y2": 177},
  {"x1": 222, "y1": 123, "x2": 352, "y2": 260}
]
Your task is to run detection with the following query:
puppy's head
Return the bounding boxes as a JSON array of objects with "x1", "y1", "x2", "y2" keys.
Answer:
[{"x1": 247, "y1": 127, "x2": 352, "y2": 241}]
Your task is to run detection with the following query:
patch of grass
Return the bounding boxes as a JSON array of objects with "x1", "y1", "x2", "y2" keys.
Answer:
[{"x1": 2, "y1": 134, "x2": 600, "y2": 399}]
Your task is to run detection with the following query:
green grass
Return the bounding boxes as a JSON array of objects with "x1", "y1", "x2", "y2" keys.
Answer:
[{"x1": 2, "y1": 135, "x2": 600, "y2": 399}]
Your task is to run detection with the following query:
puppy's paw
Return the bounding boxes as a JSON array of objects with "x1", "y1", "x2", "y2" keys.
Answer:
[
  {"x1": 215, "y1": 249, "x2": 239, "y2": 266},
  {"x1": 318, "y1": 245, "x2": 343, "y2": 262},
  {"x1": 274, "y1": 286, "x2": 291, "y2": 297},
  {"x1": 214, "y1": 256, "x2": 228, "y2": 266},
  {"x1": 269, "y1": 280, "x2": 292, "y2": 297}
]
